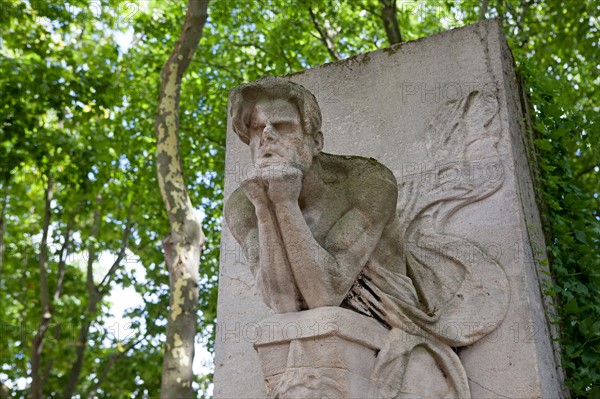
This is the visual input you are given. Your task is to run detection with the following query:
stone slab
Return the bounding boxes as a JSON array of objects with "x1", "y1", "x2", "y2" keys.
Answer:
[
  {"x1": 214, "y1": 20, "x2": 566, "y2": 398},
  {"x1": 254, "y1": 308, "x2": 387, "y2": 398}
]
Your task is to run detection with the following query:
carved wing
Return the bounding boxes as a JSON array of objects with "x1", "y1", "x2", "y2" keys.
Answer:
[{"x1": 396, "y1": 90, "x2": 510, "y2": 346}]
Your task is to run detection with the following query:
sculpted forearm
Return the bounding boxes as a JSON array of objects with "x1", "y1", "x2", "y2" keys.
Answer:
[
  {"x1": 274, "y1": 201, "x2": 346, "y2": 308},
  {"x1": 239, "y1": 170, "x2": 303, "y2": 312},
  {"x1": 254, "y1": 205, "x2": 302, "y2": 313}
]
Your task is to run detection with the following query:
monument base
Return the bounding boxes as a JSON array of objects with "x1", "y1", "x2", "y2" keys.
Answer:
[
  {"x1": 254, "y1": 307, "x2": 387, "y2": 398},
  {"x1": 216, "y1": 20, "x2": 566, "y2": 398},
  {"x1": 254, "y1": 307, "x2": 468, "y2": 398}
]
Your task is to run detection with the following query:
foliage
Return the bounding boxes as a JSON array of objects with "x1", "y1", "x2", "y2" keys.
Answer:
[
  {"x1": 516, "y1": 50, "x2": 600, "y2": 399},
  {"x1": 503, "y1": 1, "x2": 600, "y2": 396},
  {"x1": 527, "y1": 69, "x2": 600, "y2": 397},
  {"x1": 0, "y1": 1, "x2": 192, "y2": 397},
  {"x1": 0, "y1": 0, "x2": 598, "y2": 397}
]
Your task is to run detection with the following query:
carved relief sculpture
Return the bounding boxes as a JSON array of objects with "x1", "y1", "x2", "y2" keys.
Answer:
[{"x1": 225, "y1": 77, "x2": 510, "y2": 398}]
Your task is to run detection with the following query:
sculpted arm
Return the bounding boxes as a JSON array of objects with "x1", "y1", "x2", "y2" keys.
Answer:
[
  {"x1": 271, "y1": 166, "x2": 398, "y2": 309},
  {"x1": 225, "y1": 187, "x2": 302, "y2": 313}
]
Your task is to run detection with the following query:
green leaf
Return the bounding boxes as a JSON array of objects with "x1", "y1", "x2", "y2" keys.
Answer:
[
  {"x1": 574, "y1": 230, "x2": 587, "y2": 243},
  {"x1": 534, "y1": 138, "x2": 553, "y2": 151}
]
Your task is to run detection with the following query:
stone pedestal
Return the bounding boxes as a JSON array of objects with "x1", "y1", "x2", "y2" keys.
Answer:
[
  {"x1": 215, "y1": 20, "x2": 567, "y2": 398},
  {"x1": 252, "y1": 308, "x2": 470, "y2": 399},
  {"x1": 254, "y1": 308, "x2": 387, "y2": 398}
]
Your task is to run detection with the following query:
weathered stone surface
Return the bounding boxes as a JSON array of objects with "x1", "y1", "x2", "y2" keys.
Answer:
[
  {"x1": 253, "y1": 307, "x2": 470, "y2": 398},
  {"x1": 224, "y1": 75, "x2": 506, "y2": 397},
  {"x1": 254, "y1": 308, "x2": 386, "y2": 398},
  {"x1": 214, "y1": 20, "x2": 566, "y2": 398}
]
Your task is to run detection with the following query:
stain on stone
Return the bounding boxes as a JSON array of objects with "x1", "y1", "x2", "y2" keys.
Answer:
[{"x1": 382, "y1": 43, "x2": 404, "y2": 56}]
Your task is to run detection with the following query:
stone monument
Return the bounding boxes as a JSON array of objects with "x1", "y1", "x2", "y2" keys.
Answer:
[{"x1": 215, "y1": 20, "x2": 566, "y2": 398}]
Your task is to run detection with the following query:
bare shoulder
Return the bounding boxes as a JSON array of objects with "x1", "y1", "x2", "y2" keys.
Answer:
[
  {"x1": 319, "y1": 152, "x2": 398, "y2": 215},
  {"x1": 224, "y1": 187, "x2": 257, "y2": 242}
]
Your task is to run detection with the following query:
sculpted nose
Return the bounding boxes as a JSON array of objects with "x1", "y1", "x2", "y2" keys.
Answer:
[{"x1": 261, "y1": 124, "x2": 277, "y2": 143}]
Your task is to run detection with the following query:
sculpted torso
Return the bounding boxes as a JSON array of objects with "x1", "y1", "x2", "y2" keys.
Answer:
[{"x1": 225, "y1": 96, "x2": 405, "y2": 313}]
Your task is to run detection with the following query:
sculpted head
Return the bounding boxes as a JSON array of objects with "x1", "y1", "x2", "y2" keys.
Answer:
[{"x1": 230, "y1": 77, "x2": 324, "y2": 172}]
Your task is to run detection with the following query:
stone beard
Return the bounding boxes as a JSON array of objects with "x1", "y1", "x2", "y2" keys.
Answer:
[{"x1": 225, "y1": 77, "x2": 509, "y2": 398}]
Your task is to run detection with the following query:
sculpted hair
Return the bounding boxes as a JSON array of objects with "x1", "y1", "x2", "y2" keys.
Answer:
[{"x1": 229, "y1": 77, "x2": 322, "y2": 145}]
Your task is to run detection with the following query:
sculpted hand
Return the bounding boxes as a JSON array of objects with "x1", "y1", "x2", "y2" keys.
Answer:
[
  {"x1": 262, "y1": 164, "x2": 303, "y2": 205},
  {"x1": 241, "y1": 167, "x2": 269, "y2": 209}
]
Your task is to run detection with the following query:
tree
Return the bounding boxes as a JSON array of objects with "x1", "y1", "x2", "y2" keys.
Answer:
[
  {"x1": 1, "y1": 1, "x2": 170, "y2": 396},
  {"x1": 0, "y1": 0, "x2": 597, "y2": 397},
  {"x1": 154, "y1": 0, "x2": 209, "y2": 397}
]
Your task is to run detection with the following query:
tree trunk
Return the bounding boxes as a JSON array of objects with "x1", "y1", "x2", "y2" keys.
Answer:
[
  {"x1": 308, "y1": 8, "x2": 341, "y2": 60},
  {"x1": 498, "y1": 0, "x2": 504, "y2": 27},
  {"x1": 479, "y1": 0, "x2": 489, "y2": 20},
  {"x1": 62, "y1": 197, "x2": 102, "y2": 399},
  {"x1": 61, "y1": 198, "x2": 132, "y2": 398},
  {"x1": 0, "y1": 382, "x2": 10, "y2": 399},
  {"x1": 0, "y1": 181, "x2": 8, "y2": 279},
  {"x1": 380, "y1": 0, "x2": 403, "y2": 45},
  {"x1": 30, "y1": 176, "x2": 53, "y2": 399},
  {"x1": 154, "y1": 1, "x2": 209, "y2": 398}
]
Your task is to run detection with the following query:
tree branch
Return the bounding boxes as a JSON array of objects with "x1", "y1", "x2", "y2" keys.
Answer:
[
  {"x1": 479, "y1": 0, "x2": 489, "y2": 20},
  {"x1": 308, "y1": 8, "x2": 341, "y2": 61},
  {"x1": 53, "y1": 201, "x2": 83, "y2": 302},
  {"x1": 357, "y1": 2, "x2": 382, "y2": 18},
  {"x1": 40, "y1": 177, "x2": 53, "y2": 318},
  {"x1": 98, "y1": 201, "x2": 135, "y2": 293},
  {"x1": 276, "y1": 43, "x2": 297, "y2": 70},
  {"x1": 30, "y1": 174, "x2": 54, "y2": 399},
  {"x1": 497, "y1": 0, "x2": 504, "y2": 28},
  {"x1": 0, "y1": 180, "x2": 8, "y2": 279},
  {"x1": 84, "y1": 335, "x2": 146, "y2": 399},
  {"x1": 516, "y1": 0, "x2": 531, "y2": 47},
  {"x1": 86, "y1": 196, "x2": 102, "y2": 293},
  {"x1": 204, "y1": 60, "x2": 243, "y2": 83},
  {"x1": 575, "y1": 163, "x2": 598, "y2": 180},
  {"x1": 379, "y1": 0, "x2": 403, "y2": 45},
  {"x1": 62, "y1": 196, "x2": 102, "y2": 399},
  {"x1": 42, "y1": 358, "x2": 53, "y2": 389}
]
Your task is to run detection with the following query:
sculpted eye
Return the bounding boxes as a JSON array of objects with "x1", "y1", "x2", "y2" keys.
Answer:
[{"x1": 275, "y1": 122, "x2": 294, "y2": 132}]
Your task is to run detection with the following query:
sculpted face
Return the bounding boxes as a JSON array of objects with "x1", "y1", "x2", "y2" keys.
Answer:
[{"x1": 248, "y1": 98, "x2": 322, "y2": 173}]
